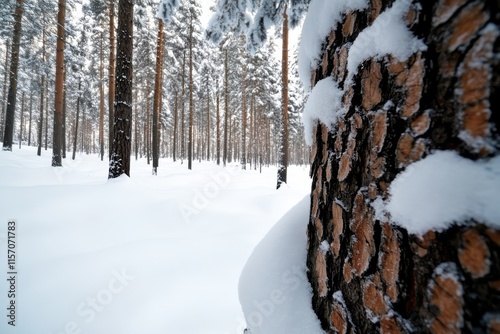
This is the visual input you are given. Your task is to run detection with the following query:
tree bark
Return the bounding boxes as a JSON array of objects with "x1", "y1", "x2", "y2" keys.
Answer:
[
  {"x1": 173, "y1": 91, "x2": 178, "y2": 162},
  {"x1": 2, "y1": 0, "x2": 23, "y2": 151},
  {"x1": 216, "y1": 90, "x2": 220, "y2": 165},
  {"x1": 108, "y1": 0, "x2": 116, "y2": 160},
  {"x1": 241, "y1": 56, "x2": 247, "y2": 170},
  {"x1": 306, "y1": 1, "x2": 500, "y2": 333},
  {"x1": 0, "y1": 40, "x2": 9, "y2": 140},
  {"x1": 276, "y1": 7, "x2": 289, "y2": 188},
  {"x1": 188, "y1": 21, "x2": 194, "y2": 170},
  {"x1": 223, "y1": 49, "x2": 229, "y2": 167},
  {"x1": 99, "y1": 31, "x2": 105, "y2": 161},
  {"x1": 108, "y1": 0, "x2": 133, "y2": 178},
  {"x1": 27, "y1": 91, "x2": 32, "y2": 146},
  {"x1": 152, "y1": 19, "x2": 164, "y2": 175},
  {"x1": 52, "y1": 0, "x2": 65, "y2": 167},
  {"x1": 72, "y1": 78, "x2": 81, "y2": 160},
  {"x1": 37, "y1": 73, "x2": 44, "y2": 156},
  {"x1": 18, "y1": 92, "x2": 24, "y2": 149}
]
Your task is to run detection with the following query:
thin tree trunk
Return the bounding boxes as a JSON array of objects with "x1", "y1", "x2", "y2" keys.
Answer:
[
  {"x1": 134, "y1": 85, "x2": 138, "y2": 160},
  {"x1": 2, "y1": 0, "x2": 24, "y2": 151},
  {"x1": 37, "y1": 74, "x2": 44, "y2": 156},
  {"x1": 62, "y1": 66, "x2": 66, "y2": 159},
  {"x1": 206, "y1": 84, "x2": 210, "y2": 161},
  {"x1": 223, "y1": 50, "x2": 228, "y2": 167},
  {"x1": 188, "y1": 21, "x2": 194, "y2": 170},
  {"x1": 276, "y1": 7, "x2": 288, "y2": 188},
  {"x1": 44, "y1": 82, "x2": 48, "y2": 151},
  {"x1": 108, "y1": 0, "x2": 133, "y2": 178},
  {"x1": 241, "y1": 59, "x2": 247, "y2": 170},
  {"x1": 146, "y1": 80, "x2": 151, "y2": 165},
  {"x1": 72, "y1": 78, "x2": 81, "y2": 160},
  {"x1": 108, "y1": 0, "x2": 116, "y2": 159},
  {"x1": 27, "y1": 91, "x2": 32, "y2": 146},
  {"x1": 0, "y1": 40, "x2": 9, "y2": 140},
  {"x1": 216, "y1": 90, "x2": 220, "y2": 165},
  {"x1": 18, "y1": 92, "x2": 24, "y2": 149},
  {"x1": 52, "y1": 0, "x2": 65, "y2": 167},
  {"x1": 173, "y1": 91, "x2": 178, "y2": 162},
  {"x1": 152, "y1": 19, "x2": 164, "y2": 175},
  {"x1": 181, "y1": 50, "x2": 186, "y2": 162},
  {"x1": 99, "y1": 31, "x2": 105, "y2": 161}
]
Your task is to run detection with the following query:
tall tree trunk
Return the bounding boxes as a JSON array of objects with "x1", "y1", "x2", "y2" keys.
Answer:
[
  {"x1": 2, "y1": 0, "x2": 24, "y2": 151},
  {"x1": 37, "y1": 74, "x2": 44, "y2": 156},
  {"x1": 99, "y1": 31, "x2": 105, "y2": 161},
  {"x1": 241, "y1": 60, "x2": 247, "y2": 170},
  {"x1": 44, "y1": 78, "x2": 48, "y2": 151},
  {"x1": 108, "y1": 0, "x2": 133, "y2": 178},
  {"x1": 52, "y1": 0, "x2": 65, "y2": 167},
  {"x1": 216, "y1": 90, "x2": 220, "y2": 165},
  {"x1": 108, "y1": 0, "x2": 116, "y2": 159},
  {"x1": 181, "y1": 50, "x2": 186, "y2": 162},
  {"x1": 306, "y1": 1, "x2": 500, "y2": 333},
  {"x1": 223, "y1": 49, "x2": 228, "y2": 167},
  {"x1": 145, "y1": 80, "x2": 151, "y2": 165},
  {"x1": 72, "y1": 78, "x2": 81, "y2": 160},
  {"x1": 152, "y1": 19, "x2": 164, "y2": 175},
  {"x1": 276, "y1": 7, "x2": 289, "y2": 188},
  {"x1": 134, "y1": 85, "x2": 138, "y2": 160},
  {"x1": 62, "y1": 67, "x2": 66, "y2": 159},
  {"x1": 18, "y1": 92, "x2": 24, "y2": 149},
  {"x1": 206, "y1": 84, "x2": 210, "y2": 161},
  {"x1": 173, "y1": 91, "x2": 178, "y2": 162},
  {"x1": 27, "y1": 91, "x2": 32, "y2": 146},
  {"x1": 0, "y1": 40, "x2": 9, "y2": 140},
  {"x1": 188, "y1": 21, "x2": 194, "y2": 170}
]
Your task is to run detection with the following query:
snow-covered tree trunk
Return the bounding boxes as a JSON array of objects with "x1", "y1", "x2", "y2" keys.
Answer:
[
  {"x1": 52, "y1": 0, "x2": 65, "y2": 167},
  {"x1": 305, "y1": 0, "x2": 500, "y2": 333}
]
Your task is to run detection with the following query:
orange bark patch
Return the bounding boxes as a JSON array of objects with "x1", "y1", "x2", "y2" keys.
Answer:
[
  {"x1": 447, "y1": 1, "x2": 489, "y2": 52},
  {"x1": 458, "y1": 228, "x2": 490, "y2": 278},
  {"x1": 411, "y1": 111, "x2": 431, "y2": 136},
  {"x1": 486, "y1": 229, "x2": 500, "y2": 246},
  {"x1": 396, "y1": 133, "x2": 414, "y2": 167},
  {"x1": 332, "y1": 202, "x2": 344, "y2": 258},
  {"x1": 402, "y1": 54, "x2": 424, "y2": 118},
  {"x1": 353, "y1": 113, "x2": 363, "y2": 129},
  {"x1": 322, "y1": 51, "x2": 329, "y2": 76},
  {"x1": 428, "y1": 265, "x2": 464, "y2": 334},
  {"x1": 368, "y1": 183, "x2": 378, "y2": 200},
  {"x1": 369, "y1": 0, "x2": 382, "y2": 23},
  {"x1": 380, "y1": 223, "x2": 400, "y2": 303},
  {"x1": 370, "y1": 151, "x2": 386, "y2": 179},
  {"x1": 433, "y1": 0, "x2": 467, "y2": 26},
  {"x1": 326, "y1": 158, "x2": 332, "y2": 183},
  {"x1": 315, "y1": 217, "x2": 324, "y2": 240},
  {"x1": 330, "y1": 299, "x2": 348, "y2": 334},
  {"x1": 411, "y1": 230, "x2": 436, "y2": 257},
  {"x1": 462, "y1": 102, "x2": 491, "y2": 138},
  {"x1": 362, "y1": 60, "x2": 382, "y2": 111},
  {"x1": 488, "y1": 316, "x2": 500, "y2": 334},
  {"x1": 338, "y1": 45, "x2": 349, "y2": 83},
  {"x1": 338, "y1": 128, "x2": 357, "y2": 181},
  {"x1": 322, "y1": 125, "x2": 329, "y2": 164},
  {"x1": 381, "y1": 315, "x2": 402, "y2": 334},
  {"x1": 350, "y1": 192, "x2": 375, "y2": 276},
  {"x1": 343, "y1": 12, "x2": 357, "y2": 37},
  {"x1": 343, "y1": 85, "x2": 355, "y2": 111},
  {"x1": 315, "y1": 249, "x2": 328, "y2": 297},
  {"x1": 372, "y1": 111, "x2": 387, "y2": 152},
  {"x1": 388, "y1": 57, "x2": 408, "y2": 86},
  {"x1": 363, "y1": 274, "x2": 387, "y2": 320},
  {"x1": 344, "y1": 261, "x2": 353, "y2": 283},
  {"x1": 410, "y1": 138, "x2": 426, "y2": 162}
]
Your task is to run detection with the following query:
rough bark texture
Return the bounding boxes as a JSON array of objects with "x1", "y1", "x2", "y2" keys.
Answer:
[
  {"x1": 52, "y1": 0, "x2": 65, "y2": 167},
  {"x1": 2, "y1": 0, "x2": 23, "y2": 151},
  {"x1": 108, "y1": 0, "x2": 133, "y2": 178},
  {"x1": 306, "y1": 1, "x2": 500, "y2": 333},
  {"x1": 152, "y1": 19, "x2": 164, "y2": 175},
  {"x1": 277, "y1": 8, "x2": 289, "y2": 189}
]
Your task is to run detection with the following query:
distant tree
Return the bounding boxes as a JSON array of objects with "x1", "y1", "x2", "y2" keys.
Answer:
[
  {"x1": 152, "y1": 18, "x2": 164, "y2": 175},
  {"x1": 2, "y1": 0, "x2": 24, "y2": 151},
  {"x1": 108, "y1": 0, "x2": 133, "y2": 178}
]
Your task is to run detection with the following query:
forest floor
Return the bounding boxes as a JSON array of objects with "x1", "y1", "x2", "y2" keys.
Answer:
[{"x1": 0, "y1": 146, "x2": 311, "y2": 334}]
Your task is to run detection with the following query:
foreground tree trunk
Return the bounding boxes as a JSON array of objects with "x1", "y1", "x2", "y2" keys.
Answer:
[
  {"x1": 52, "y1": 0, "x2": 65, "y2": 167},
  {"x1": 108, "y1": 0, "x2": 116, "y2": 159},
  {"x1": 2, "y1": 0, "x2": 23, "y2": 151},
  {"x1": 306, "y1": 1, "x2": 500, "y2": 333},
  {"x1": 108, "y1": 0, "x2": 133, "y2": 178}
]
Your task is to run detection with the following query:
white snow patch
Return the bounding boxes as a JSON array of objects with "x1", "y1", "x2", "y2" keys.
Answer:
[
  {"x1": 302, "y1": 76, "x2": 345, "y2": 146},
  {"x1": 320, "y1": 240, "x2": 330, "y2": 254},
  {"x1": 298, "y1": 0, "x2": 370, "y2": 90},
  {"x1": 386, "y1": 150, "x2": 500, "y2": 235},
  {"x1": 346, "y1": 0, "x2": 427, "y2": 83},
  {"x1": 238, "y1": 196, "x2": 325, "y2": 334}
]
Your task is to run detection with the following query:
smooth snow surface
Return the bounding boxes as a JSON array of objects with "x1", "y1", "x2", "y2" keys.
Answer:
[
  {"x1": 386, "y1": 150, "x2": 500, "y2": 235},
  {"x1": 239, "y1": 196, "x2": 325, "y2": 334},
  {"x1": 0, "y1": 146, "x2": 312, "y2": 334},
  {"x1": 302, "y1": 76, "x2": 345, "y2": 145},
  {"x1": 298, "y1": 0, "x2": 369, "y2": 90}
]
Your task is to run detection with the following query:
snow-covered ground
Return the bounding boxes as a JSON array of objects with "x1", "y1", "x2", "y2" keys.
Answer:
[{"x1": 0, "y1": 146, "x2": 312, "y2": 334}]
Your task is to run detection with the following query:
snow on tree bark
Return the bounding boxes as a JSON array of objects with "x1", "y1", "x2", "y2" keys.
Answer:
[{"x1": 305, "y1": 0, "x2": 500, "y2": 333}]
